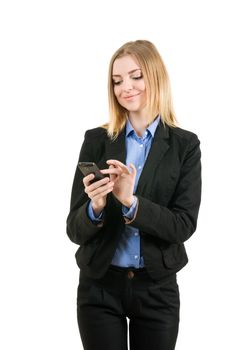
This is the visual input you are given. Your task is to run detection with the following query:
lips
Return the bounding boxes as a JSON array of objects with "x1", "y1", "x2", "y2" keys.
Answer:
[{"x1": 123, "y1": 93, "x2": 140, "y2": 100}]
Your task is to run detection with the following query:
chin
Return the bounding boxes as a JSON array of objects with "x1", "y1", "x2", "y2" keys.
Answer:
[
  {"x1": 127, "y1": 107, "x2": 142, "y2": 113},
  {"x1": 123, "y1": 103, "x2": 141, "y2": 111}
]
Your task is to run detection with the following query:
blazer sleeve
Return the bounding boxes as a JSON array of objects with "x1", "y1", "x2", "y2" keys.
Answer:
[
  {"x1": 129, "y1": 134, "x2": 202, "y2": 244},
  {"x1": 66, "y1": 131, "x2": 104, "y2": 246}
]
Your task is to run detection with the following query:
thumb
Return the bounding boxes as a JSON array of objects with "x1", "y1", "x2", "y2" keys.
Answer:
[
  {"x1": 128, "y1": 163, "x2": 137, "y2": 177},
  {"x1": 109, "y1": 164, "x2": 116, "y2": 181}
]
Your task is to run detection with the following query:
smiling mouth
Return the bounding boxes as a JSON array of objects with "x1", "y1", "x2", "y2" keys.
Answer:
[{"x1": 123, "y1": 93, "x2": 140, "y2": 100}]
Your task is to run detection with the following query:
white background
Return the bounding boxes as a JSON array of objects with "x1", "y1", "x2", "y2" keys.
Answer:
[{"x1": 0, "y1": 0, "x2": 231, "y2": 349}]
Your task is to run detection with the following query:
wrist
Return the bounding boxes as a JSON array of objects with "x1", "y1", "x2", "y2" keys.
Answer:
[{"x1": 92, "y1": 202, "x2": 104, "y2": 216}]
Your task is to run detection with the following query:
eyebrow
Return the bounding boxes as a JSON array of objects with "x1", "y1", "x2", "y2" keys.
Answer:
[{"x1": 112, "y1": 69, "x2": 141, "y2": 77}]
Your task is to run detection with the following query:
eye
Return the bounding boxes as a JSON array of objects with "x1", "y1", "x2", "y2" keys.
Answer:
[
  {"x1": 132, "y1": 75, "x2": 143, "y2": 80},
  {"x1": 113, "y1": 80, "x2": 122, "y2": 86}
]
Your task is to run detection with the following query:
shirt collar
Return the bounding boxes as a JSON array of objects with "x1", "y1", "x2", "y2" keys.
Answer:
[{"x1": 126, "y1": 115, "x2": 161, "y2": 138}]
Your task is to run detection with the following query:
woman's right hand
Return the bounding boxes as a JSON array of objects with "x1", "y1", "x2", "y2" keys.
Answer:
[{"x1": 83, "y1": 174, "x2": 114, "y2": 216}]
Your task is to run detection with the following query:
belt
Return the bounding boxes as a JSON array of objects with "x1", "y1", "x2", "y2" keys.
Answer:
[{"x1": 81, "y1": 265, "x2": 176, "y2": 294}]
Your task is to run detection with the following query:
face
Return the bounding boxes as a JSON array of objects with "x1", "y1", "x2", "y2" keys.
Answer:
[{"x1": 112, "y1": 55, "x2": 147, "y2": 115}]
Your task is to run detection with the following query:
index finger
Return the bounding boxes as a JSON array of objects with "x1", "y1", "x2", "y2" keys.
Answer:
[
  {"x1": 106, "y1": 159, "x2": 130, "y2": 173},
  {"x1": 101, "y1": 168, "x2": 122, "y2": 175}
]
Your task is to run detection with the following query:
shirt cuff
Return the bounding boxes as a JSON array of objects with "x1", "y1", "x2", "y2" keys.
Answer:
[
  {"x1": 87, "y1": 200, "x2": 104, "y2": 223},
  {"x1": 122, "y1": 196, "x2": 138, "y2": 219}
]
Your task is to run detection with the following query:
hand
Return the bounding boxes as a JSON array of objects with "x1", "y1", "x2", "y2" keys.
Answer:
[
  {"x1": 83, "y1": 173, "x2": 114, "y2": 215},
  {"x1": 101, "y1": 160, "x2": 136, "y2": 207}
]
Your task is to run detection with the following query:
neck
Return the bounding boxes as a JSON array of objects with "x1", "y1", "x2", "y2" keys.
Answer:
[{"x1": 128, "y1": 110, "x2": 149, "y2": 137}]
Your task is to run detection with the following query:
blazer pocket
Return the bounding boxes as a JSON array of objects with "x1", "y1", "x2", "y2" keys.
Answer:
[{"x1": 161, "y1": 243, "x2": 188, "y2": 269}]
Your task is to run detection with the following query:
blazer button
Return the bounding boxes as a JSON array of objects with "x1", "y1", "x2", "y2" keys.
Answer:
[{"x1": 127, "y1": 271, "x2": 134, "y2": 279}]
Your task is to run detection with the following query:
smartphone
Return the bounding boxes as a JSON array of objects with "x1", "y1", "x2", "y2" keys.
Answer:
[{"x1": 78, "y1": 162, "x2": 107, "y2": 184}]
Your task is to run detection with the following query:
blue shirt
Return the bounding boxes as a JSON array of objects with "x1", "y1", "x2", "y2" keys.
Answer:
[{"x1": 87, "y1": 115, "x2": 160, "y2": 268}]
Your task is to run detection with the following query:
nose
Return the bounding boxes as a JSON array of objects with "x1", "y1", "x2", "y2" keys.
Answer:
[{"x1": 121, "y1": 78, "x2": 133, "y2": 92}]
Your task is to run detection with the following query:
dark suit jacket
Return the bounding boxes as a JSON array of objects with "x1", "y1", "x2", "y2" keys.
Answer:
[{"x1": 66, "y1": 121, "x2": 201, "y2": 280}]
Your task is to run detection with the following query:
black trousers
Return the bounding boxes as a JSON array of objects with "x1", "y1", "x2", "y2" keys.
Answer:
[{"x1": 77, "y1": 265, "x2": 180, "y2": 350}]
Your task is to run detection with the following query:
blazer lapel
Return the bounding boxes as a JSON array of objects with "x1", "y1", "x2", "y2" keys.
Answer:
[
  {"x1": 105, "y1": 128, "x2": 126, "y2": 164},
  {"x1": 136, "y1": 122, "x2": 170, "y2": 195}
]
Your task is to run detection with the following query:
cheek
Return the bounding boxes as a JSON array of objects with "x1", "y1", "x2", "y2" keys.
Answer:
[
  {"x1": 113, "y1": 86, "x2": 120, "y2": 98},
  {"x1": 139, "y1": 90, "x2": 147, "y2": 107},
  {"x1": 139, "y1": 81, "x2": 146, "y2": 99},
  {"x1": 141, "y1": 89, "x2": 147, "y2": 100},
  {"x1": 114, "y1": 87, "x2": 124, "y2": 102},
  {"x1": 138, "y1": 80, "x2": 146, "y2": 92}
]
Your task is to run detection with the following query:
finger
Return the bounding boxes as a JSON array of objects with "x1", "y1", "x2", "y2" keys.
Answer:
[
  {"x1": 84, "y1": 176, "x2": 109, "y2": 191},
  {"x1": 101, "y1": 167, "x2": 122, "y2": 175},
  {"x1": 87, "y1": 181, "x2": 114, "y2": 199},
  {"x1": 109, "y1": 164, "x2": 117, "y2": 182},
  {"x1": 83, "y1": 173, "x2": 95, "y2": 187},
  {"x1": 128, "y1": 163, "x2": 137, "y2": 176},
  {"x1": 91, "y1": 186, "x2": 114, "y2": 201},
  {"x1": 106, "y1": 159, "x2": 130, "y2": 174}
]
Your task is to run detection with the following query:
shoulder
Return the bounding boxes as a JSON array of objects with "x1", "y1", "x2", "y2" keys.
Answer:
[
  {"x1": 84, "y1": 126, "x2": 108, "y2": 142},
  {"x1": 168, "y1": 125, "x2": 200, "y2": 147},
  {"x1": 165, "y1": 125, "x2": 201, "y2": 167},
  {"x1": 81, "y1": 127, "x2": 108, "y2": 162},
  {"x1": 78, "y1": 126, "x2": 107, "y2": 152}
]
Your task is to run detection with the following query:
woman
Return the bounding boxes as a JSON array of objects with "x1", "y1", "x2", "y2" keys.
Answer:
[{"x1": 66, "y1": 40, "x2": 201, "y2": 350}]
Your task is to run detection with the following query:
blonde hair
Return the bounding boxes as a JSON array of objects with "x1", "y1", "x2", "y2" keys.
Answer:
[{"x1": 101, "y1": 40, "x2": 178, "y2": 140}]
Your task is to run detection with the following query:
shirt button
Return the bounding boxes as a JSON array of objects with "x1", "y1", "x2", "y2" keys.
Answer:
[
  {"x1": 134, "y1": 232, "x2": 139, "y2": 236},
  {"x1": 134, "y1": 255, "x2": 138, "y2": 259},
  {"x1": 138, "y1": 166, "x2": 142, "y2": 169},
  {"x1": 140, "y1": 144, "x2": 143, "y2": 147}
]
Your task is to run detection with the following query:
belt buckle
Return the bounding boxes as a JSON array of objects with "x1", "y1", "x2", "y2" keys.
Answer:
[{"x1": 127, "y1": 270, "x2": 135, "y2": 279}]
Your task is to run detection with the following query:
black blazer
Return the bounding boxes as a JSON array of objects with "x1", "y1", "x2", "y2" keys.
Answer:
[{"x1": 66, "y1": 121, "x2": 201, "y2": 280}]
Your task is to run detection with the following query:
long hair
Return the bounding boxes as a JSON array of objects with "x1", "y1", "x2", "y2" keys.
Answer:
[{"x1": 101, "y1": 40, "x2": 178, "y2": 140}]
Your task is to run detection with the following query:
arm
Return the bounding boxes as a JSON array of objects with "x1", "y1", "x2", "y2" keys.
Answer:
[
  {"x1": 66, "y1": 131, "x2": 105, "y2": 245},
  {"x1": 122, "y1": 196, "x2": 138, "y2": 222},
  {"x1": 87, "y1": 200, "x2": 104, "y2": 223},
  {"x1": 127, "y1": 134, "x2": 202, "y2": 244}
]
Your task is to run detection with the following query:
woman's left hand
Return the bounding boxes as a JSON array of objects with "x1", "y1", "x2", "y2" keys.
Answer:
[{"x1": 101, "y1": 159, "x2": 136, "y2": 207}]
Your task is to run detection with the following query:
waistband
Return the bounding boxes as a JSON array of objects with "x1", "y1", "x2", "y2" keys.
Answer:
[{"x1": 80, "y1": 265, "x2": 176, "y2": 294}]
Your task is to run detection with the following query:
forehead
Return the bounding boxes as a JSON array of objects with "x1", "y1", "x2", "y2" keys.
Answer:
[{"x1": 112, "y1": 55, "x2": 141, "y2": 75}]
